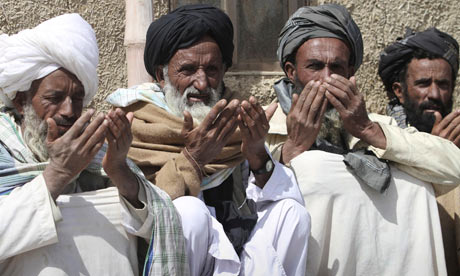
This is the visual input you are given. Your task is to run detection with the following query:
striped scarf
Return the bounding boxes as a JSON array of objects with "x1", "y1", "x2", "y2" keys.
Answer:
[{"x1": 0, "y1": 109, "x2": 189, "y2": 275}]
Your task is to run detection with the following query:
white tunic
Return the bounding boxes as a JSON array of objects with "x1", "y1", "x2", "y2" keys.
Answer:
[
  {"x1": 0, "y1": 175, "x2": 148, "y2": 276},
  {"x1": 291, "y1": 150, "x2": 446, "y2": 276}
]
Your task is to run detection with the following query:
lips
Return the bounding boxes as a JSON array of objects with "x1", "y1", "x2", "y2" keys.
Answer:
[{"x1": 187, "y1": 93, "x2": 209, "y2": 103}]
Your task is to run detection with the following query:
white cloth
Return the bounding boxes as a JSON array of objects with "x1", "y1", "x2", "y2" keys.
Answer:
[
  {"x1": 290, "y1": 150, "x2": 446, "y2": 276},
  {"x1": 173, "y1": 160, "x2": 310, "y2": 276},
  {"x1": 0, "y1": 175, "x2": 150, "y2": 276},
  {"x1": 0, "y1": 13, "x2": 98, "y2": 107}
]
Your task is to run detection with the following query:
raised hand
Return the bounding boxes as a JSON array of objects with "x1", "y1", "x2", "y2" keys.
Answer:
[
  {"x1": 181, "y1": 99, "x2": 240, "y2": 175},
  {"x1": 324, "y1": 74, "x2": 386, "y2": 149},
  {"x1": 43, "y1": 109, "x2": 108, "y2": 199},
  {"x1": 237, "y1": 97, "x2": 276, "y2": 167},
  {"x1": 282, "y1": 80, "x2": 328, "y2": 164},
  {"x1": 238, "y1": 97, "x2": 277, "y2": 188},
  {"x1": 102, "y1": 108, "x2": 141, "y2": 207},
  {"x1": 432, "y1": 109, "x2": 460, "y2": 147}
]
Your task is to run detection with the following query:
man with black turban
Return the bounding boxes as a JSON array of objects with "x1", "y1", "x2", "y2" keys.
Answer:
[
  {"x1": 265, "y1": 4, "x2": 460, "y2": 275},
  {"x1": 379, "y1": 27, "x2": 460, "y2": 274},
  {"x1": 107, "y1": 4, "x2": 309, "y2": 276}
]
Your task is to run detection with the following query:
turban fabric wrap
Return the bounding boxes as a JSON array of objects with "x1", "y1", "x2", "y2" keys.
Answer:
[
  {"x1": 277, "y1": 4, "x2": 363, "y2": 73},
  {"x1": 144, "y1": 4, "x2": 234, "y2": 80},
  {"x1": 0, "y1": 13, "x2": 99, "y2": 107},
  {"x1": 379, "y1": 27, "x2": 459, "y2": 99}
]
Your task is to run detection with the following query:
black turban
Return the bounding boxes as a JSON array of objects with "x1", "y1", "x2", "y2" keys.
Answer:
[
  {"x1": 379, "y1": 27, "x2": 459, "y2": 99},
  {"x1": 277, "y1": 4, "x2": 363, "y2": 73},
  {"x1": 144, "y1": 4, "x2": 234, "y2": 80}
]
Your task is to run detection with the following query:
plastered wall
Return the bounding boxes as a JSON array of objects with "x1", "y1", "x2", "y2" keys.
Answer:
[
  {"x1": 1, "y1": 0, "x2": 459, "y2": 113},
  {"x1": 0, "y1": 0, "x2": 127, "y2": 112}
]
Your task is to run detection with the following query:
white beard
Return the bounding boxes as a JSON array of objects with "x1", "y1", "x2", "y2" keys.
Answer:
[
  {"x1": 22, "y1": 104, "x2": 49, "y2": 162},
  {"x1": 163, "y1": 66, "x2": 223, "y2": 124}
]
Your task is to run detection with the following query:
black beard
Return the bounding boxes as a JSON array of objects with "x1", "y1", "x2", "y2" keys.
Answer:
[{"x1": 401, "y1": 88, "x2": 452, "y2": 133}]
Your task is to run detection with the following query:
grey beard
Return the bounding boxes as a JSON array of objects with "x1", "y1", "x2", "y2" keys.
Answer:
[
  {"x1": 163, "y1": 66, "x2": 222, "y2": 124},
  {"x1": 317, "y1": 108, "x2": 346, "y2": 149},
  {"x1": 22, "y1": 104, "x2": 49, "y2": 162}
]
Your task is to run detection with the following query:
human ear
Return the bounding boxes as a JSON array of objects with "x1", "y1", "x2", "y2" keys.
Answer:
[
  {"x1": 392, "y1": 82, "x2": 405, "y2": 104},
  {"x1": 284, "y1": 61, "x2": 297, "y2": 83},
  {"x1": 154, "y1": 66, "x2": 166, "y2": 88},
  {"x1": 12, "y1": 92, "x2": 27, "y2": 115}
]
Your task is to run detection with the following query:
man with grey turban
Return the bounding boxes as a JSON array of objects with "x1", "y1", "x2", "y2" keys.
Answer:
[
  {"x1": 108, "y1": 4, "x2": 309, "y2": 275},
  {"x1": 379, "y1": 27, "x2": 460, "y2": 275},
  {"x1": 266, "y1": 4, "x2": 460, "y2": 275},
  {"x1": 0, "y1": 14, "x2": 188, "y2": 276}
]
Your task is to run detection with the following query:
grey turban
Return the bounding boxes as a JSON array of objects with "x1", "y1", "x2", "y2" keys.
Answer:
[
  {"x1": 277, "y1": 4, "x2": 363, "y2": 72},
  {"x1": 379, "y1": 27, "x2": 459, "y2": 99}
]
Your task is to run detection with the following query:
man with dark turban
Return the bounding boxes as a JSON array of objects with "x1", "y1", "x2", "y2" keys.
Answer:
[
  {"x1": 265, "y1": 4, "x2": 460, "y2": 275},
  {"x1": 379, "y1": 27, "x2": 460, "y2": 274},
  {"x1": 107, "y1": 4, "x2": 309, "y2": 276},
  {"x1": 0, "y1": 14, "x2": 188, "y2": 275}
]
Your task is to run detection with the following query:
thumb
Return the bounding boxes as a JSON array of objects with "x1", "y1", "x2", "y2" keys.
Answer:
[
  {"x1": 290, "y1": 93, "x2": 299, "y2": 112},
  {"x1": 182, "y1": 110, "x2": 194, "y2": 134},
  {"x1": 433, "y1": 111, "x2": 443, "y2": 125},
  {"x1": 350, "y1": 76, "x2": 357, "y2": 86},
  {"x1": 265, "y1": 101, "x2": 278, "y2": 122},
  {"x1": 46, "y1": 118, "x2": 59, "y2": 143}
]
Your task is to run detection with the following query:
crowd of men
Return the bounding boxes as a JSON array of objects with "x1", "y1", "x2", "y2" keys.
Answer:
[{"x1": 0, "y1": 3, "x2": 459, "y2": 276}]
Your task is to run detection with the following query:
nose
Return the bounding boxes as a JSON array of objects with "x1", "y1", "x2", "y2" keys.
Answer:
[
  {"x1": 319, "y1": 66, "x2": 332, "y2": 82},
  {"x1": 192, "y1": 69, "x2": 209, "y2": 92},
  {"x1": 427, "y1": 83, "x2": 441, "y2": 102},
  {"x1": 59, "y1": 97, "x2": 75, "y2": 118}
]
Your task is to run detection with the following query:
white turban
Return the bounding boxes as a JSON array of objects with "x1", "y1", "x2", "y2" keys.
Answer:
[{"x1": 0, "y1": 13, "x2": 99, "y2": 107}]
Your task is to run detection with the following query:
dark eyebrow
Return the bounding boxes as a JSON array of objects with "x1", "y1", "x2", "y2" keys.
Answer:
[{"x1": 413, "y1": 78, "x2": 431, "y2": 85}]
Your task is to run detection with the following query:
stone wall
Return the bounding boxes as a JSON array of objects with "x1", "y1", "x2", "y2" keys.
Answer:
[{"x1": 1, "y1": 0, "x2": 459, "y2": 113}]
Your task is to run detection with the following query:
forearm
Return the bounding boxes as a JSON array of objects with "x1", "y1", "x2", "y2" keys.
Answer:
[
  {"x1": 355, "y1": 121, "x2": 387, "y2": 150},
  {"x1": 105, "y1": 162, "x2": 142, "y2": 208}
]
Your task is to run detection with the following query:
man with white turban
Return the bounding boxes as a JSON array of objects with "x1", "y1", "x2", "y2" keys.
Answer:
[
  {"x1": 0, "y1": 14, "x2": 188, "y2": 275},
  {"x1": 266, "y1": 4, "x2": 460, "y2": 275}
]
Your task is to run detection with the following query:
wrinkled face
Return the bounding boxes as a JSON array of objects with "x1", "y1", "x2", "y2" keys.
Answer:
[
  {"x1": 17, "y1": 68, "x2": 85, "y2": 136},
  {"x1": 285, "y1": 37, "x2": 353, "y2": 88},
  {"x1": 399, "y1": 58, "x2": 453, "y2": 118},
  {"x1": 162, "y1": 35, "x2": 226, "y2": 106}
]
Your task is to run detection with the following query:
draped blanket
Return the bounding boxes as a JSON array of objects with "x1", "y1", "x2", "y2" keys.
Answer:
[
  {"x1": 110, "y1": 83, "x2": 244, "y2": 199},
  {"x1": 0, "y1": 109, "x2": 189, "y2": 276}
]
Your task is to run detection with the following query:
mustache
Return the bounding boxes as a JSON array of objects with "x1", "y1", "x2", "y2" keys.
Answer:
[
  {"x1": 418, "y1": 99, "x2": 447, "y2": 116},
  {"x1": 51, "y1": 116, "x2": 77, "y2": 126}
]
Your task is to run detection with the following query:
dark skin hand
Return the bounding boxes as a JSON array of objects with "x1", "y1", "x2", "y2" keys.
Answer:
[
  {"x1": 282, "y1": 80, "x2": 328, "y2": 164},
  {"x1": 182, "y1": 99, "x2": 240, "y2": 175},
  {"x1": 324, "y1": 74, "x2": 386, "y2": 149},
  {"x1": 432, "y1": 110, "x2": 460, "y2": 148},
  {"x1": 237, "y1": 97, "x2": 277, "y2": 188},
  {"x1": 102, "y1": 108, "x2": 143, "y2": 208},
  {"x1": 43, "y1": 109, "x2": 108, "y2": 200}
]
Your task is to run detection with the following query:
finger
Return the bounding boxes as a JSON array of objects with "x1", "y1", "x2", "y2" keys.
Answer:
[
  {"x1": 201, "y1": 99, "x2": 227, "y2": 129},
  {"x1": 65, "y1": 109, "x2": 95, "y2": 138},
  {"x1": 213, "y1": 99, "x2": 239, "y2": 134},
  {"x1": 324, "y1": 81, "x2": 351, "y2": 107},
  {"x1": 217, "y1": 115, "x2": 238, "y2": 143},
  {"x1": 307, "y1": 84, "x2": 326, "y2": 124},
  {"x1": 448, "y1": 123, "x2": 460, "y2": 143},
  {"x1": 249, "y1": 97, "x2": 271, "y2": 137},
  {"x1": 265, "y1": 101, "x2": 278, "y2": 122},
  {"x1": 239, "y1": 102, "x2": 258, "y2": 137},
  {"x1": 46, "y1": 118, "x2": 59, "y2": 143},
  {"x1": 315, "y1": 96, "x2": 328, "y2": 126},
  {"x1": 433, "y1": 111, "x2": 443, "y2": 127},
  {"x1": 436, "y1": 110, "x2": 460, "y2": 130},
  {"x1": 106, "y1": 112, "x2": 121, "y2": 139},
  {"x1": 82, "y1": 118, "x2": 108, "y2": 153},
  {"x1": 182, "y1": 110, "x2": 194, "y2": 134},
  {"x1": 325, "y1": 90, "x2": 346, "y2": 114},
  {"x1": 325, "y1": 74, "x2": 355, "y2": 99},
  {"x1": 237, "y1": 113, "x2": 252, "y2": 139},
  {"x1": 296, "y1": 80, "x2": 315, "y2": 115}
]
